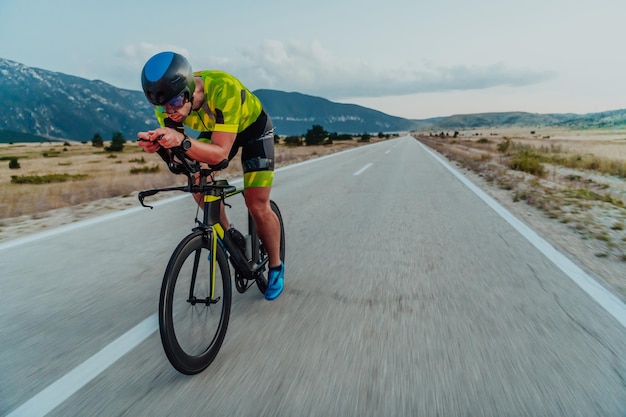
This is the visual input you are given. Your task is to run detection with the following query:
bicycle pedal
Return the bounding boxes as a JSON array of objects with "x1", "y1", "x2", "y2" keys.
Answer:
[{"x1": 249, "y1": 258, "x2": 269, "y2": 273}]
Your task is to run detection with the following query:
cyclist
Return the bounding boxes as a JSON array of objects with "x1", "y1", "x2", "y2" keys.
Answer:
[{"x1": 137, "y1": 51, "x2": 284, "y2": 300}]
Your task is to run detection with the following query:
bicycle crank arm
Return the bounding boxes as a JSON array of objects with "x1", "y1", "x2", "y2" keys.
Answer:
[{"x1": 250, "y1": 257, "x2": 269, "y2": 274}]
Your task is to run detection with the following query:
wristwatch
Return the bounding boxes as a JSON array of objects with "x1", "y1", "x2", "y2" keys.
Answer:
[{"x1": 181, "y1": 134, "x2": 192, "y2": 151}]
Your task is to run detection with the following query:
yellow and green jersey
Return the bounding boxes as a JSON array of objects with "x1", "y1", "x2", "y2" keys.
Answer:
[
  {"x1": 154, "y1": 70, "x2": 263, "y2": 135},
  {"x1": 152, "y1": 70, "x2": 275, "y2": 188}
]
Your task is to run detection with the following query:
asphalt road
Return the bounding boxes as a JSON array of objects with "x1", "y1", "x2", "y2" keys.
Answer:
[{"x1": 2, "y1": 136, "x2": 625, "y2": 416}]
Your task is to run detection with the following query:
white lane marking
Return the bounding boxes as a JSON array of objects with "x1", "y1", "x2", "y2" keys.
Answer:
[
  {"x1": 6, "y1": 314, "x2": 158, "y2": 417},
  {"x1": 353, "y1": 163, "x2": 373, "y2": 176},
  {"x1": 415, "y1": 139, "x2": 626, "y2": 329}
]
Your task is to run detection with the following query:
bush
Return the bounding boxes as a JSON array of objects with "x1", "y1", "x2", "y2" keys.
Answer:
[
  {"x1": 9, "y1": 157, "x2": 20, "y2": 169},
  {"x1": 92, "y1": 133, "x2": 104, "y2": 147},
  {"x1": 130, "y1": 165, "x2": 160, "y2": 174},
  {"x1": 497, "y1": 138, "x2": 512, "y2": 154},
  {"x1": 42, "y1": 150, "x2": 61, "y2": 158},
  {"x1": 509, "y1": 147, "x2": 545, "y2": 177},
  {"x1": 284, "y1": 136, "x2": 303, "y2": 146},
  {"x1": 330, "y1": 133, "x2": 354, "y2": 141},
  {"x1": 11, "y1": 173, "x2": 88, "y2": 184},
  {"x1": 105, "y1": 131, "x2": 125, "y2": 152},
  {"x1": 305, "y1": 125, "x2": 328, "y2": 146}
]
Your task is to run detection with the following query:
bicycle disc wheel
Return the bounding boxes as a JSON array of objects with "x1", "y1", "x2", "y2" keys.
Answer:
[
  {"x1": 159, "y1": 232, "x2": 231, "y2": 375},
  {"x1": 254, "y1": 200, "x2": 286, "y2": 294}
]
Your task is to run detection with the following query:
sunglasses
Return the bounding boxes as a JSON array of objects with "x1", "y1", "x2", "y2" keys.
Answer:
[{"x1": 156, "y1": 93, "x2": 186, "y2": 114}]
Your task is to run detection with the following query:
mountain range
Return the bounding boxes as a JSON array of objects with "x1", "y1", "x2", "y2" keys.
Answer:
[{"x1": 1, "y1": 57, "x2": 626, "y2": 143}]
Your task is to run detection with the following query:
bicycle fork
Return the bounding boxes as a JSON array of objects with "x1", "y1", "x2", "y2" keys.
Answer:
[{"x1": 188, "y1": 224, "x2": 225, "y2": 306}]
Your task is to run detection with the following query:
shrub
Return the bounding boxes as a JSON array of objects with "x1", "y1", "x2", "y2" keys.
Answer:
[
  {"x1": 305, "y1": 125, "x2": 328, "y2": 146},
  {"x1": 508, "y1": 147, "x2": 545, "y2": 177},
  {"x1": 105, "y1": 131, "x2": 126, "y2": 152},
  {"x1": 9, "y1": 157, "x2": 20, "y2": 169},
  {"x1": 92, "y1": 133, "x2": 104, "y2": 147},
  {"x1": 284, "y1": 136, "x2": 303, "y2": 146},
  {"x1": 329, "y1": 133, "x2": 354, "y2": 141},
  {"x1": 130, "y1": 165, "x2": 160, "y2": 174},
  {"x1": 497, "y1": 138, "x2": 512, "y2": 154},
  {"x1": 11, "y1": 173, "x2": 88, "y2": 184}
]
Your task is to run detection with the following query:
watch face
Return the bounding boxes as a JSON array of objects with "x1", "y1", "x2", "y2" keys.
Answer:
[{"x1": 182, "y1": 137, "x2": 191, "y2": 150}]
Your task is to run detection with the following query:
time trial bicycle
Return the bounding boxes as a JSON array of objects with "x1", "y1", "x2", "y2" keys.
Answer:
[{"x1": 138, "y1": 143, "x2": 285, "y2": 375}]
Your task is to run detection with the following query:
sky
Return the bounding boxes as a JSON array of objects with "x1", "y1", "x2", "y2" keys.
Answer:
[{"x1": 1, "y1": 0, "x2": 625, "y2": 119}]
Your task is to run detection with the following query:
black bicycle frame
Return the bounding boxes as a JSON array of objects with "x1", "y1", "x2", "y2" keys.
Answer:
[{"x1": 139, "y1": 174, "x2": 266, "y2": 282}]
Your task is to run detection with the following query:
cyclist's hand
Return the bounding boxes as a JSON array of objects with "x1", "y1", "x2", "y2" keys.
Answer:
[
  {"x1": 137, "y1": 131, "x2": 161, "y2": 153},
  {"x1": 149, "y1": 127, "x2": 184, "y2": 149}
]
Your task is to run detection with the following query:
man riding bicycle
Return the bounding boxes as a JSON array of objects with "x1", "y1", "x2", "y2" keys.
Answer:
[{"x1": 137, "y1": 51, "x2": 284, "y2": 300}]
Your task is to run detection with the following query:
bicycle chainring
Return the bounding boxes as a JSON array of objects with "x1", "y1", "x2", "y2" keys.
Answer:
[{"x1": 234, "y1": 271, "x2": 252, "y2": 294}]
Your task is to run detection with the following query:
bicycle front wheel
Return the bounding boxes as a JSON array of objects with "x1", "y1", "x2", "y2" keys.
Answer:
[{"x1": 159, "y1": 232, "x2": 232, "y2": 375}]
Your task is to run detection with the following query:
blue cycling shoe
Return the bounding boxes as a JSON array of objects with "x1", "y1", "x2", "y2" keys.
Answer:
[{"x1": 265, "y1": 261, "x2": 284, "y2": 301}]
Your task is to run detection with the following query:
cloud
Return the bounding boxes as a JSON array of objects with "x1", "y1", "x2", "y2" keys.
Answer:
[
  {"x1": 213, "y1": 40, "x2": 556, "y2": 99},
  {"x1": 94, "y1": 43, "x2": 192, "y2": 90},
  {"x1": 107, "y1": 40, "x2": 555, "y2": 98}
]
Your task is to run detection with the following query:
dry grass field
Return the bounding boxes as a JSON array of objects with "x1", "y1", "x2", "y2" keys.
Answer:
[
  {"x1": 0, "y1": 137, "x2": 381, "y2": 241},
  {"x1": 0, "y1": 139, "x2": 369, "y2": 220},
  {"x1": 415, "y1": 127, "x2": 626, "y2": 299}
]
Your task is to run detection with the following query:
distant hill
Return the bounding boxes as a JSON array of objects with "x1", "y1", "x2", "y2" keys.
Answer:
[
  {"x1": 0, "y1": 58, "x2": 426, "y2": 141},
  {"x1": 551, "y1": 108, "x2": 626, "y2": 129},
  {"x1": 254, "y1": 89, "x2": 438, "y2": 135},
  {"x1": 0, "y1": 58, "x2": 154, "y2": 143},
  {"x1": 426, "y1": 110, "x2": 626, "y2": 131},
  {"x1": 2, "y1": 57, "x2": 626, "y2": 143},
  {"x1": 430, "y1": 112, "x2": 575, "y2": 130}
]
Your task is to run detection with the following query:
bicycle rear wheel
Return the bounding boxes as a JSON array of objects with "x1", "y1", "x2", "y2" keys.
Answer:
[
  {"x1": 253, "y1": 200, "x2": 286, "y2": 294},
  {"x1": 159, "y1": 231, "x2": 231, "y2": 375}
]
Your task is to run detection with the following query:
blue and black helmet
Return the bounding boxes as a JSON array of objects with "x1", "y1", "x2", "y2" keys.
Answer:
[{"x1": 141, "y1": 52, "x2": 196, "y2": 106}]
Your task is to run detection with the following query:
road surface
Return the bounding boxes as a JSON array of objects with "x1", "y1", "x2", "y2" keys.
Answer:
[{"x1": 2, "y1": 136, "x2": 625, "y2": 416}]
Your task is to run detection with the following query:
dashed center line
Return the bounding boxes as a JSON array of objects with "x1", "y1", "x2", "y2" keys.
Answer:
[{"x1": 353, "y1": 163, "x2": 373, "y2": 176}]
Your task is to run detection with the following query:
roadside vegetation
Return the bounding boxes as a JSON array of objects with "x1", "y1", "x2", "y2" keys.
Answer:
[
  {"x1": 415, "y1": 129, "x2": 626, "y2": 264},
  {"x1": 0, "y1": 130, "x2": 390, "y2": 221}
]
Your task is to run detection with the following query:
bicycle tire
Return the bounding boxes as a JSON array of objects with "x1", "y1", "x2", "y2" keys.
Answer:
[
  {"x1": 159, "y1": 231, "x2": 231, "y2": 375},
  {"x1": 254, "y1": 200, "x2": 286, "y2": 294}
]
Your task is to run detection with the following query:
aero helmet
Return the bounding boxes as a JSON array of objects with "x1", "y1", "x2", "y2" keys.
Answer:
[{"x1": 141, "y1": 52, "x2": 196, "y2": 106}]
